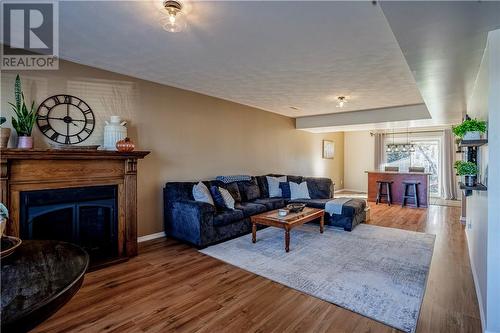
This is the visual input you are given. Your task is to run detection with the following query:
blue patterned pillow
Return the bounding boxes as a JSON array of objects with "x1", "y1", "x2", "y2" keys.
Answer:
[
  {"x1": 279, "y1": 182, "x2": 291, "y2": 198},
  {"x1": 210, "y1": 186, "x2": 226, "y2": 210}
]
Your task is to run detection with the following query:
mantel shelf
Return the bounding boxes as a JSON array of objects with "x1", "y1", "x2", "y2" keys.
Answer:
[
  {"x1": 458, "y1": 139, "x2": 488, "y2": 148},
  {"x1": 459, "y1": 182, "x2": 487, "y2": 191},
  {"x1": 0, "y1": 148, "x2": 150, "y2": 160}
]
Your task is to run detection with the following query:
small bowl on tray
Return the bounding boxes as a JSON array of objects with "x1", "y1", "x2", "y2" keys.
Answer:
[{"x1": 286, "y1": 203, "x2": 306, "y2": 213}]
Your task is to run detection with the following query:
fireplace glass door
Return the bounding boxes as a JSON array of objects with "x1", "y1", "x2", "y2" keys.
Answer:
[{"x1": 20, "y1": 186, "x2": 118, "y2": 264}]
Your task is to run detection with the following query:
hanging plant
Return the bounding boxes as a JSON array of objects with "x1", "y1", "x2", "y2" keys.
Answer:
[{"x1": 452, "y1": 119, "x2": 487, "y2": 138}]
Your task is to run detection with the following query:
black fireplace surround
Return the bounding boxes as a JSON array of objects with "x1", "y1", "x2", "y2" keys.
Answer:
[{"x1": 20, "y1": 186, "x2": 118, "y2": 264}]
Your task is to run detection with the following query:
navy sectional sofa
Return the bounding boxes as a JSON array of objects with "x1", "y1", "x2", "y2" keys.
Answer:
[{"x1": 163, "y1": 174, "x2": 366, "y2": 248}]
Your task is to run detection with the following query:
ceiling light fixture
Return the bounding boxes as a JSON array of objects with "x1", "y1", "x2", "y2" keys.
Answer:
[
  {"x1": 336, "y1": 96, "x2": 347, "y2": 108},
  {"x1": 162, "y1": 0, "x2": 186, "y2": 32}
]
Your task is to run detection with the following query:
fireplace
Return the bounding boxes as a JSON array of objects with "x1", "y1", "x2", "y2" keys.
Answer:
[
  {"x1": 20, "y1": 186, "x2": 118, "y2": 265},
  {"x1": 1, "y1": 149, "x2": 149, "y2": 267}
]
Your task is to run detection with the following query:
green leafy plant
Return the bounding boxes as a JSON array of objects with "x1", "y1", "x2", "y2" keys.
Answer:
[
  {"x1": 0, "y1": 117, "x2": 6, "y2": 126},
  {"x1": 452, "y1": 119, "x2": 487, "y2": 138},
  {"x1": 454, "y1": 161, "x2": 478, "y2": 175},
  {"x1": 8, "y1": 75, "x2": 37, "y2": 136}
]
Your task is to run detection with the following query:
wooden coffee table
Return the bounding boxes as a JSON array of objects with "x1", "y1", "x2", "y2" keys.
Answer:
[{"x1": 251, "y1": 207, "x2": 325, "y2": 252}]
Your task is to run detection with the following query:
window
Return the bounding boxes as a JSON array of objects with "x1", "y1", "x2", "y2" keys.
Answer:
[{"x1": 385, "y1": 138, "x2": 441, "y2": 197}]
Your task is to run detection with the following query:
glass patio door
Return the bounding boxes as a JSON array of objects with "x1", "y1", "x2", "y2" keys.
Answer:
[{"x1": 385, "y1": 138, "x2": 442, "y2": 197}]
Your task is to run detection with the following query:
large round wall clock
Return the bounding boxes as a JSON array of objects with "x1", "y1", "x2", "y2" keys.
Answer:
[{"x1": 36, "y1": 94, "x2": 95, "y2": 145}]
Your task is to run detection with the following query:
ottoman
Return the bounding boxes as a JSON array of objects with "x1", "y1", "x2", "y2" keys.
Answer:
[{"x1": 325, "y1": 198, "x2": 367, "y2": 231}]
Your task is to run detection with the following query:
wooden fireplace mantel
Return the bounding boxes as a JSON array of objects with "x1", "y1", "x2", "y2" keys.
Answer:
[{"x1": 0, "y1": 148, "x2": 150, "y2": 261}]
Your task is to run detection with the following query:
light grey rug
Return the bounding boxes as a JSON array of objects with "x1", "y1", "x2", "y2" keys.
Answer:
[{"x1": 200, "y1": 224, "x2": 435, "y2": 333}]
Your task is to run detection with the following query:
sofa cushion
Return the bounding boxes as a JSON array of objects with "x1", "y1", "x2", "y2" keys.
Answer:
[
  {"x1": 235, "y1": 202, "x2": 267, "y2": 217},
  {"x1": 213, "y1": 209, "x2": 245, "y2": 227},
  {"x1": 224, "y1": 182, "x2": 241, "y2": 202},
  {"x1": 303, "y1": 177, "x2": 334, "y2": 199},
  {"x1": 286, "y1": 175, "x2": 303, "y2": 184},
  {"x1": 237, "y1": 178, "x2": 261, "y2": 201},
  {"x1": 288, "y1": 198, "x2": 332, "y2": 209},
  {"x1": 256, "y1": 176, "x2": 269, "y2": 198},
  {"x1": 252, "y1": 198, "x2": 286, "y2": 210}
]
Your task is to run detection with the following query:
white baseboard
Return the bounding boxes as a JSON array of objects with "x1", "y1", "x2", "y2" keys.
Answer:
[
  {"x1": 336, "y1": 188, "x2": 366, "y2": 193},
  {"x1": 466, "y1": 232, "x2": 486, "y2": 332},
  {"x1": 137, "y1": 231, "x2": 166, "y2": 243}
]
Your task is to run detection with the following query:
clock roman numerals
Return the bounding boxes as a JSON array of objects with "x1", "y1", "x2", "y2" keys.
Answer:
[
  {"x1": 52, "y1": 96, "x2": 61, "y2": 105},
  {"x1": 36, "y1": 95, "x2": 95, "y2": 145},
  {"x1": 39, "y1": 124, "x2": 51, "y2": 133}
]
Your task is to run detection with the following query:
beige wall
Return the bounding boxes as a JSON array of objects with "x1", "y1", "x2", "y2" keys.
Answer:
[
  {"x1": 344, "y1": 130, "x2": 374, "y2": 192},
  {"x1": 1, "y1": 61, "x2": 344, "y2": 236}
]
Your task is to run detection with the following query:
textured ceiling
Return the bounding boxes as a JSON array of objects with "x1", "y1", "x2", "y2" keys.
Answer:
[{"x1": 56, "y1": 1, "x2": 424, "y2": 118}]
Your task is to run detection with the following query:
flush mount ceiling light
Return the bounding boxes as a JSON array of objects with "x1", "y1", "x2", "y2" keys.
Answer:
[
  {"x1": 336, "y1": 96, "x2": 347, "y2": 108},
  {"x1": 162, "y1": 0, "x2": 186, "y2": 32}
]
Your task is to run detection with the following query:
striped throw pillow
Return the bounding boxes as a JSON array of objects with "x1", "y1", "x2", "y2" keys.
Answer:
[{"x1": 218, "y1": 187, "x2": 235, "y2": 210}]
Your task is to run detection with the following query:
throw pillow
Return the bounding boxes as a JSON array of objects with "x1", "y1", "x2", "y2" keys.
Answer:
[
  {"x1": 290, "y1": 181, "x2": 311, "y2": 200},
  {"x1": 266, "y1": 176, "x2": 287, "y2": 197},
  {"x1": 224, "y1": 182, "x2": 242, "y2": 202},
  {"x1": 192, "y1": 181, "x2": 214, "y2": 205},
  {"x1": 237, "y1": 178, "x2": 261, "y2": 201},
  {"x1": 210, "y1": 186, "x2": 227, "y2": 210},
  {"x1": 218, "y1": 187, "x2": 235, "y2": 210},
  {"x1": 279, "y1": 182, "x2": 291, "y2": 198}
]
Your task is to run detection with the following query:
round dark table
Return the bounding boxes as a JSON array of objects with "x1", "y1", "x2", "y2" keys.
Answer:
[{"x1": 1, "y1": 240, "x2": 89, "y2": 333}]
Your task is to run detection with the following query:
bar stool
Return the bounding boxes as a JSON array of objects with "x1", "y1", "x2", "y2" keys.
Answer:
[
  {"x1": 376, "y1": 181, "x2": 393, "y2": 205},
  {"x1": 402, "y1": 181, "x2": 420, "y2": 208}
]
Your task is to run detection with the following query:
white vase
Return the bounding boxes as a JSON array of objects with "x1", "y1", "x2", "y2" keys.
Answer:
[
  {"x1": 103, "y1": 116, "x2": 127, "y2": 150},
  {"x1": 463, "y1": 131, "x2": 481, "y2": 140}
]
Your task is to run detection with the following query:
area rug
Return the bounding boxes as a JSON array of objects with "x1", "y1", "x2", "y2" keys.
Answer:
[{"x1": 200, "y1": 224, "x2": 435, "y2": 333}]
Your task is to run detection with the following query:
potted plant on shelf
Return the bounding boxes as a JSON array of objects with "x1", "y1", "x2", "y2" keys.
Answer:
[
  {"x1": 455, "y1": 161, "x2": 478, "y2": 187},
  {"x1": 0, "y1": 117, "x2": 10, "y2": 148},
  {"x1": 9, "y1": 75, "x2": 37, "y2": 149},
  {"x1": 452, "y1": 118, "x2": 487, "y2": 140}
]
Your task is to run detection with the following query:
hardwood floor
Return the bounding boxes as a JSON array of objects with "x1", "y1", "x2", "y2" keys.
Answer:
[{"x1": 33, "y1": 204, "x2": 481, "y2": 333}]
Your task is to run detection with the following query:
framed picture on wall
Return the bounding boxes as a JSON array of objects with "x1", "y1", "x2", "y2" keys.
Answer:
[{"x1": 323, "y1": 140, "x2": 335, "y2": 159}]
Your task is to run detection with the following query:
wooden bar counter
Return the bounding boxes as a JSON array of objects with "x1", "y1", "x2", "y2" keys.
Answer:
[{"x1": 366, "y1": 171, "x2": 430, "y2": 207}]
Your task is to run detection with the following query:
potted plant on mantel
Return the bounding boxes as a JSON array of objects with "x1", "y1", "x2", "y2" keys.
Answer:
[
  {"x1": 0, "y1": 117, "x2": 10, "y2": 148},
  {"x1": 455, "y1": 161, "x2": 479, "y2": 187},
  {"x1": 452, "y1": 118, "x2": 487, "y2": 140},
  {"x1": 9, "y1": 75, "x2": 38, "y2": 149}
]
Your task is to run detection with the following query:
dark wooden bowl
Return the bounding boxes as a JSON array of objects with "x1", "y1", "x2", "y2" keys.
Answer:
[
  {"x1": 0, "y1": 236, "x2": 22, "y2": 259},
  {"x1": 286, "y1": 203, "x2": 306, "y2": 213}
]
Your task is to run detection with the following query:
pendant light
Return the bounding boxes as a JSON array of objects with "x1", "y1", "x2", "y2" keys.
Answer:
[{"x1": 402, "y1": 127, "x2": 409, "y2": 152}]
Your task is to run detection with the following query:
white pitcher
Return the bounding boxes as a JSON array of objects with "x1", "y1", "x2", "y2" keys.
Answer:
[{"x1": 103, "y1": 116, "x2": 127, "y2": 150}]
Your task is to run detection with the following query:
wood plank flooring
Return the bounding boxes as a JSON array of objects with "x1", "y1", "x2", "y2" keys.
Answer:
[{"x1": 33, "y1": 203, "x2": 481, "y2": 333}]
